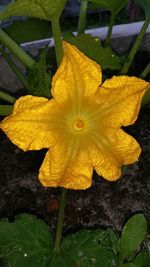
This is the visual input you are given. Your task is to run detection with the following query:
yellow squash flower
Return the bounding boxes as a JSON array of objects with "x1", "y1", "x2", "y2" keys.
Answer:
[{"x1": 0, "y1": 42, "x2": 149, "y2": 190}]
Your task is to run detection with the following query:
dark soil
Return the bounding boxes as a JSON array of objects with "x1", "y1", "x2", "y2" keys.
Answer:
[{"x1": 0, "y1": 104, "x2": 150, "y2": 238}]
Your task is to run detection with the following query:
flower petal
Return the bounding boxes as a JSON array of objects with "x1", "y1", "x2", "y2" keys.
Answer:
[
  {"x1": 39, "y1": 136, "x2": 93, "y2": 190},
  {"x1": 0, "y1": 95, "x2": 62, "y2": 151},
  {"x1": 88, "y1": 127, "x2": 141, "y2": 181},
  {"x1": 105, "y1": 128, "x2": 141, "y2": 164},
  {"x1": 88, "y1": 133, "x2": 121, "y2": 181},
  {"x1": 91, "y1": 76, "x2": 149, "y2": 128},
  {"x1": 52, "y1": 41, "x2": 102, "y2": 105}
]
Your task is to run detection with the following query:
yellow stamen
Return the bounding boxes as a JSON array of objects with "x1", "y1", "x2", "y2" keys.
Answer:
[{"x1": 72, "y1": 119, "x2": 84, "y2": 131}]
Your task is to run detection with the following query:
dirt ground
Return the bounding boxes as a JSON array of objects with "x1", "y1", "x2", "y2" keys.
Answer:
[{"x1": 0, "y1": 103, "x2": 150, "y2": 239}]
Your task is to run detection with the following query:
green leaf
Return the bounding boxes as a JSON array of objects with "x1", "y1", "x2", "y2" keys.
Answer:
[
  {"x1": 118, "y1": 214, "x2": 147, "y2": 261},
  {"x1": 120, "y1": 264, "x2": 137, "y2": 267},
  {"x1": 51, "y1": 253, "x2": 76, "y2": 267},
  {"x1": 142, "y1": 87, "x2": 150, "y2": 106},
  {"x1": 88, "y1": 0, "x2": 128, "y2": 15},
  {"x1": 134, "y1": 250, "x2": 150, "y2": 267},
  {"x1": 27, "y1": 48, "x2": 51, "y2": 98},
  {"x1": 0, "y1": 213, "x2": 53, "y2": 267},
  {"x1": 4, "y1": 18, "x2": 51, "y2": 44},
  {"x1": 134, "y1": 0, "x2": 150, "y2": 16},
  {"x1": 61, "y1": 229, "x2": 117, "y2": 267},
  {"x1": 0, "y1": 105, "x2": 13, "y2": 116},
  {"x1": 64, "y1": 34, "x2": 121, "y2": 70},
  {"x1": 0, "y1": 0, "x2": 67, "y2": 21},
  {"x1": 107, "y1": 228, "x2": 118, "y2": 254}
]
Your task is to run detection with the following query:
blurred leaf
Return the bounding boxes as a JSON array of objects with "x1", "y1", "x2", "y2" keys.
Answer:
[
  {"x1": 142, "y1": 87, "x2": 150, "y2": 106},
  {"x1": 134, "y1": 0, "x2": 150, "y2": 16},
  {"x1": 27, "y1": 48, "x2": 51, "y2": 98},
  {"x1": 88, "y1": 0, "x2": 128, "y2": 15},
  {"x1": 134, "y1": 250, "x2": 150, "y2": 267},
  {"x1": 0, "y1": 0, "x2": 67, "y2": 21},
  {"x1": 51, "y1": 253, "x2": 76, "y2": 267},
  {"x1": 120, "y1": 264, "x2": 137, "y2": 267},
  {"x1": 0, "y1": 105, "x2": 13, "y2": 116},
  {"x1": 118, "y1": 214, "x2": 147, "y2": 261},
  {"x1": 64, "y1": 34, "x2": 121, "y2": 70},
  {"x1": 4, "y1": 18, "x2": 51, "y2": 44},
  {"x1": 0, "y1": 214, "x2": 53, "y2": 267},
  {"x1": 61, "y1": 229, "x2": 117, "y2": 267}
]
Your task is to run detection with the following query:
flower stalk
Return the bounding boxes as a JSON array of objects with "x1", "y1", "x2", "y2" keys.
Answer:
[
  {"x1": 77, "y1": 0, "x2": 88, "y2": 35},
  {"x1": 0, "y1": 29, "x2": 35, "y2": 69},
  {"x1": 105, "y1": 12, "x2": 115, "y2": 46},
  {"x1": 51, "y1": 17, "x2": 64, "y2": 66},
  {"x1": 0, "y1": 91, "x2": 16, "y2": 104},
  {"x1": 52, "y1": 16, "x2": 66, "y2": 252},
  {"x1": 54, "y1": 189, "x2": 67, "y2": 253},
  {"x1": 0, "y1": 47, "x2": 29, "y2": 89},
  {"x1": 121, "y1": 14, "x2": 150, "y2": 74},
  {"x1": 140, "y1": 62, "x2": 150, "y2": 79}
]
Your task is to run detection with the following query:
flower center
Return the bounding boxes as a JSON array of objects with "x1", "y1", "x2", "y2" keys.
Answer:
[{"x1": 72, "y1": 119, "x2": 84, "y2": 132}]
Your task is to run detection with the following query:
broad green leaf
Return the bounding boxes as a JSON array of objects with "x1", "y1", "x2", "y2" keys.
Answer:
[
  {"x1": 27, "y1": 48, "x2": 51, "y2": 98},
  {"x1": 64, "y1": 34, "x2": 121, "y2": 70},
  {"x1": 0, "y1": 214, "x2": 53, "y2": 267},
  {"x1": 134, "y1": 0, "x2": 150, "y2": 16},
  {"x1": 88, "y1": 0, "x2": 128, "y2": 15},
  {"x1": 118, "y1": 214, "x2": 147, "y2": 261},
  {"x1": 4, "y1": 18, "x2": 51, "y2": 43},
  {"x1": 134, "y1": 250, "x2": 150, "y2": 267},
  {"x1": 0, "y1": 0, "x2": 67, "y2": 21},
  {"x1": 51, "y1": 253, "x2": 76, "y2": 267},
  {"x1": 61, "y1": 229, "x2": 117, "y2": 267}
]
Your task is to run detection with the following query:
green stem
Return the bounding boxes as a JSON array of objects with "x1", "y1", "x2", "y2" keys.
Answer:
[
  {"x1": 52, "y1": 16, "x2": 66, "y2": 252},
  {"x1": 0, "y1": 105, "x2": 13, "y2": 115},
  {"x1": 54, "y1": 189, "x2": 67, "y2": 253},
  {"x1": 77, "y1": 0, "x2": 88, "y2": 35},
  {"x1": 0, "y1": 29, "x2": 35, "y2": 69},
  {"x1": 0, "y1": 48, "x2": 29, "y2": 89},
  {"x1": 51, "y1": 17, "x2": 64, "y2": 66},
  {"x1": 0, "y1": 91, "x2": 16, "y2": 104},
  {"x1": 140, "y1": 62, "x2": 150, "y2": 79},
  {"x1": 105, "y1": 12, "x2": 115, "y2": 46},
  {"x1": 121, "y1": 14, "x2": 150, "y2": 74}
]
